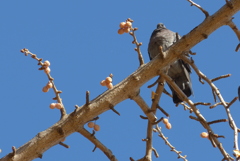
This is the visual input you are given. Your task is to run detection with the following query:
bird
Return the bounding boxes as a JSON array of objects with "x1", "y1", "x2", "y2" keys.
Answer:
[{"x1": 148, "y1": 23, "x2": 193, "y2": 103}]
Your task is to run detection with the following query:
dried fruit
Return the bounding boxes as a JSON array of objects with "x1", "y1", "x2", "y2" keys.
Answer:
[
  {"x1": 88, "y1": 122, "x2": 95, "y2": 128},
  {"x1": 100, "y1": 80, "x2": 107, "y2": 86},
  {"x1": 44, "y1": 60, "x2": 51, "y2": 67},
  {"x1": 162, "y1": 118, "x2": 169, "y2": 124},
  {"x1": 123, "y1": 27, "x2": 130, "y2": 33},
  {"x1": 165, "y1": 123, "x2": 172, "y2": 129},
  {"x1": 105, "y1": 77, "x2": 112, "y2": 84},
  {"x1": 46, "y1": 81, "x2": 53, "y2": 88},
  {"x1": 50, "y1": 103, "x2": 56, "y2": 109},
  {"x1": 125, "y1": 21, "x2": 132, "y2": 28},
  {"x1": 94, "y1": 124, "x2": 100, "y2": 131},
  {"x1": 119, "y1": 22, "x2": 126, "y2": 28},
  {"x1": 44, "y1": 67, "x2": 51, "y2": 74},
  {"x1": 42, "y1": 86, "x2": 49, "y2": 92},
  {"x1": 55, "y1": 103, "x2": 63, "y2": 109},
  {"x1": 200, "y1": 132, "x2": 209, "y2": 138},
  {"x1": 118, "y1": 28, "x2": 124, "y2": 35},
  {"x1": 106, "y1": 83, "x2": 113, "y2": 89}
]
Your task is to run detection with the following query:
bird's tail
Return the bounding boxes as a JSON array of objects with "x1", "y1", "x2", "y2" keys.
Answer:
[{"x1": 169, "y1": 79, "x2": 192, "y2": 104}]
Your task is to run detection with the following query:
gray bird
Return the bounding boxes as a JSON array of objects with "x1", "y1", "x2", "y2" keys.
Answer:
[{"x1": 148, "y1": 23, "x2": 193, "y2": 103}]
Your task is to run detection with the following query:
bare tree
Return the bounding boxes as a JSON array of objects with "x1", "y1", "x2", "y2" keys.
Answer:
[{"x1": 1, "y1": 0, "x2": 240, "y2": 161}]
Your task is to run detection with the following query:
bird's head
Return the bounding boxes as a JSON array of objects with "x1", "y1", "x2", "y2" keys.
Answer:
[{"x1": 157, "y1": 23, "x2": 166, "y2": 29}]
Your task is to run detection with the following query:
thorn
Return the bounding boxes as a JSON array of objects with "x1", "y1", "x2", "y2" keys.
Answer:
[
  {"x1": 59, "y1": 141, "x2": 70, "y2": 148},
  {"x1": 109, "y1": 104, "x2": 120, "y2": 116},
  {"x1": 86, "y1": 91, "x2": 90, "y2": 105},
  {"x1": 152, "y1": 117, "x2": 163, "y2": 125},
  {"x1": 208, "y1": 119, "x2": 228, "y2": 125},
  {"x1": 92, "y1": 145, "x2": 97, "y2": 152},
  {"x1": 156, "y1": 104, "x2": 169, "y2": 117},
  {"x1": 189, "y1": 115, "x2": 199, "y2": 121},
  {"x1": 140, "y1": 115, "x2": 148, "y2": 119}
]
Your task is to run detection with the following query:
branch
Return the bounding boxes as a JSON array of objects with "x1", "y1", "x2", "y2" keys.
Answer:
[
  {"x1": 160, "y1": 71, "x2": 233, "y2": 160},
  {"x1": 77, "y1": 128, "x2": 117, "y2": 161},
  {"x1": 2, "y1": 1, "x2": 240, "y2": 160},
  {"x1": 180, "y1": 55, "x2": 240, "y2": 152},
  {"x1": 154, "y1": 125, "x2": 188, "y2": 161},
  {"x1": 141, "y1": 77, "x2": 165, "y2": 160},
  {"x1": 130, "y1": 28, "x2": 144, "y2": 66},
  {"x1": 186, "y1": 0, "x2": 209, "y2": 17},
  {"x1": 226, "y1": 19, "x2": 240, "y2": 51},
  {"x1": 131, "y1": 94, "x2": 157, "y2": 123},
  {"x1": 20, "y1": 48, "x2": 67, "y2": 119}
]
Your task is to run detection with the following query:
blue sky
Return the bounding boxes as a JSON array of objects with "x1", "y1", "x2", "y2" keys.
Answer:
[{"x1": 1, "y1": 0, "x2": 240, "y2": 161}]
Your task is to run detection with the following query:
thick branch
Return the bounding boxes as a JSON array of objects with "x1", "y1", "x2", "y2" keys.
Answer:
[{"x1": 1, "y1": 1, "x2": 240, "y2": 160}]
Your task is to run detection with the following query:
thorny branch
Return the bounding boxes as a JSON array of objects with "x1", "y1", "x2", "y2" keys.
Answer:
[
  {"x1": 180, "y1": 56, "x2": 239, "y2": 159},
  {"x1": 20, "y1": 48, "x2": 67, "y2": 119},
  {"x1": 140, "y1": 77, "x2": 165, "y2": 161},
  {"x1": 130, "y1": 29, "x2": 145, "y2": 66},
  {"x1": 77, "y1": 128, "x2": 117, "y2": 161},
  {"x1": 2, "y1": 1, "x2": 240, "y2": 161},
  {"x1": 160, "y1": 71, "x2": 234, "y2": 161},
  {"x1": 154, "y1": 125, "x2": 188, "y2": 161}
]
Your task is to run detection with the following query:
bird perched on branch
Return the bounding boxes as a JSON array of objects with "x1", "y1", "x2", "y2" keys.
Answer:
[{"x1": 148, "y1": 23, "x2": 193, "y2": 103}]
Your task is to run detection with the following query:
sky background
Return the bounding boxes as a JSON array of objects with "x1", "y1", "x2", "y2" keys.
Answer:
[{"x1": 1, "y1": 0, "x2": 240, "y2": 161}]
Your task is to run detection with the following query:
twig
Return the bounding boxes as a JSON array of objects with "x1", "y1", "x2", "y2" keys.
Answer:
[
  {"x1": 59, "y1": 141, "x2": 70, "y2": 148},
  {"x1": 20, "y1": 48, "x2": 67, "y2": 119},
  {"x1": 227, "y1": 18, "x2": 239, "y2": 37},
  {"x1": 189, "y1": 115, "x2": 199, "y2": 121},
  {"x1": 131, "y1": 94, "x2": 157, "y2": 123},
  {"x1": 140, "y1": 115, "x2": 148, "y2": 120},
  {"x1": 163, "y1": 88, "x2": 172, "y2": 98},
  {"x1": 130, "y1": 28, "x2": 144, "y2": 66},
  {"x1": 148, "y1": 76, "x2": 161, "y2": 88},
  {"x1": 226, "y1": 97, "x2": 238, "y2": 109},
  {"x1": 194, "y1": 102, "x2": 211, "y2": 106},
  {"x1": 226, "y1": 19, "x2": 240, "y2": 52},
  {"x1": 210, "y1": 102, "x2": 225, "y2": 109},
  {"x1": 208, "y1": 119, "x2": 228, "y2": 125},
  {"x1": 211, "y1": 74, "x2": 231, "y2": 82},
  {"x1": 155, "y1": 125, "x2": 188, "y2": 161},
  {"x1": 156, "y1": 104, "x2": 170, "y2": 117},
  {"x1": 152, "y1": 147, "x2": 159, "y2": 158},
  {"x1": 186, "y1": 0, "x2": 209, "y2": 17},
  {"x1": 77, "y1": 128, "x2": 117, "y2": 161}
]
